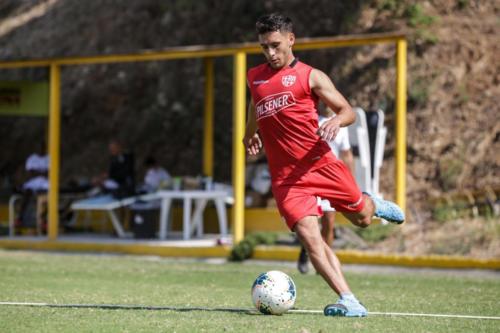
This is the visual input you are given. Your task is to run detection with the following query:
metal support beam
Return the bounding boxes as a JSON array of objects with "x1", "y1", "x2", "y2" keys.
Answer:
[
  {"x1": 0, "y1": 32, "x2": 406, "y2": 69},
  {"x1": 203, "y1": 58, "x2": 214, "y2": 177},
  {"x1": 48, "y1": 64, "x2": 61, "y2": 240},
  {"x1": 395, "y1": 39, "x2": 407, "y2": 214},
  {"x1": 231, "y1": 52, "x2": 246, "y2": 244}
]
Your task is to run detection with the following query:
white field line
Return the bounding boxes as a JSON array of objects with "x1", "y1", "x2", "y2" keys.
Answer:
[
  {"x1": 1, "y1": 302, "x2": 499, "y2": 320},
  {"x1": 289, "y1": 308, "x2": 500, "y2": 320}
]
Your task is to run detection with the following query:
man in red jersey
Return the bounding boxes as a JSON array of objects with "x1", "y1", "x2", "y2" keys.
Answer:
[{"x1": 243, "y1": 13, "x2": 405, "y2": 317}]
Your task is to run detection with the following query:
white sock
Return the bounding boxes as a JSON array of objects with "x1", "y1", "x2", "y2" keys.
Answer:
[{"x1": 340, "y1": 292, "x2": 358, "y2": 302}]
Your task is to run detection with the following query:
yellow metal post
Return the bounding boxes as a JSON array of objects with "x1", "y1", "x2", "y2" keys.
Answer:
[
  {"x1": 48, "y1": 63, "x2": 61, "y2": 240},
  {"x1": 203, "y1": 58, "x2": 214, "y2": 177},
  {"x1": 395, "y1": 39, "x2": 407, "y2": 214},
  {"x1": 232, "y1": 52, "x2": 246, "y2": 243}
]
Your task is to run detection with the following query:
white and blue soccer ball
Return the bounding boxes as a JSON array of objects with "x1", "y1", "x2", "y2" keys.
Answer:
[{"x1": 251, "y1": 270, "x2": 296, "y2": 315}]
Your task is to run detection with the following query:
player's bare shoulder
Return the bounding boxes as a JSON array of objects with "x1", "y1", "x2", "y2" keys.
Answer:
[
  {"x1": 309, "y1": 68, "x2": 335, "y2": 93},
  {"x1": 309, "y1": 68, "x2": 334, "y2": 91}
]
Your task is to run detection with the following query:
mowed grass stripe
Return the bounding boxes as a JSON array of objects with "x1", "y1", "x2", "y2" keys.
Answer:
[{"x1": 0, "y1": 250, "x2": 499, "y2": 333}]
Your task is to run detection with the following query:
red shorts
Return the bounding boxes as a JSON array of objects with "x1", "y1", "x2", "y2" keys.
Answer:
[{"x1": 272, "y1": 160, "x2": 364, "y2": 230}]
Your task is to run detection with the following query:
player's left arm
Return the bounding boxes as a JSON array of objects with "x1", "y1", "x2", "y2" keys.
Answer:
[{"x1": 310, "y1": 68, "x2": 355, "y2": 141}]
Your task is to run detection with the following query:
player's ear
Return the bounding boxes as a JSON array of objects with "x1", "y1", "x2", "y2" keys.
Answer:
[{"x1": 288, "y1": 33, "x2": 295, "y2": 48}]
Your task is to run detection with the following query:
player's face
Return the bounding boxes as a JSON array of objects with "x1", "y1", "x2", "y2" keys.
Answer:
[{"x1": 258, "y1": 30, "x2": 295, "y2": 69}]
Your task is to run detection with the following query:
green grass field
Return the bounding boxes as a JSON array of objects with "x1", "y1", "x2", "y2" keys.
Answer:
[{"x1": 0, "y1": 250, "x2": 498, "y2": 332}]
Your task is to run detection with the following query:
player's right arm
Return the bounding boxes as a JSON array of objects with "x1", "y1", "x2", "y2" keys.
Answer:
[{"x1": 243, "y1": 100, "x2": 262, "y2": 155}]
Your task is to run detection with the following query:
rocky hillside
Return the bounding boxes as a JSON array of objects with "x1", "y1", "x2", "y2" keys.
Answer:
[
  {"x1": 0, "y1": 0, "x2": 498, "y2": 214},
  {"x1": 360, "y1": 0, "x2": 500, "y2": 205}
]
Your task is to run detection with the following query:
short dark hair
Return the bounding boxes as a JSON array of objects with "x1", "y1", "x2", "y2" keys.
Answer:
[{"x1": 255, "y1": 13, "x2": 293, "y2": 35}]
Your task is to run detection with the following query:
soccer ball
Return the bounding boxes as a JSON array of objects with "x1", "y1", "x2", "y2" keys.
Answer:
[{"x1": 251, "y1": 270, "x2": 296, "y2": 315}]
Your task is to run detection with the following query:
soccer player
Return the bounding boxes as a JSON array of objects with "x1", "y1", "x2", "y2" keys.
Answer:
[
  {"x1": 243, "y1": 13, "x2": 404, "y2": 317},
  {"x1": 297, "y1": 109, "x2": 355, "y2": 275}
]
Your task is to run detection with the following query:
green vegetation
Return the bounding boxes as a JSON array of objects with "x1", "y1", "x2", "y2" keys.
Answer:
[
  {"x1": 405, "y1": 3, "x2": 440, "y2": 45},
  {"x1": 230, "y1": 232, "x2": 278, "y2": 261},
  {"x1": 432, "y1": 204, "x2": 458, "y2": 222},
  {"x1": 405, "y1": 4, "x2": 437, "y2": 27},
  {"x1": 409, "y1": 77, "x2": 430, "y2": 106},
  {"x1": 415, "y1": 28, "x2": 439, "y2": 44},
  {"x1": 457, "y1": 0, "x2": 469, "y2": 10},
  {"x1": 376, "y1": 0, "x2": 403, "y2": 11},
  {"x1": 458, "y1": 82, "x2": 470, "y2": 104},
  {"x1": 354, "y1": 224, "x2": 396, "y2": 243},
  {"x1": 377, "y1": 1, "x2": 439, "y2": 45},
  {"x1": 0, "y1": 250, "x2": 499, "y2": 333},
  {"x1": 438, "y1": 156, "x2": 464, "y2": 192}
]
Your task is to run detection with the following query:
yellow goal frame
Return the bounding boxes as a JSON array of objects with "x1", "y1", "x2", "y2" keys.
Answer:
[{"x1": 0, "y1": 32, "x2": 407, "y2": 243}]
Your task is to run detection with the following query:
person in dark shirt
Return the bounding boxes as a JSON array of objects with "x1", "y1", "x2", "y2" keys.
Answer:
[{"x1": 93, "y1": 139, "x2": 135, "y2": 198}]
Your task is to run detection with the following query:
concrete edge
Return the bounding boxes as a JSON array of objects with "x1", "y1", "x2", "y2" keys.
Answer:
[
  {"x1": 0, "y1": 239, "x2": 498, "y2": 270},
  {"x1": 253, "y1": 245, "x2": 500, "y2": 270},
  {"x1": 0, "y1": 239, "x2": 231, "y2": 258}
]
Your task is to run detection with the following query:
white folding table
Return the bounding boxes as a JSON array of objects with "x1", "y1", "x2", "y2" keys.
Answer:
[
  {"x1": 153, "y1": 190, "x2": 229, "y2": 240},
  {"x1": 70, "y1": 195, "x2": 137, "y2": 238}
]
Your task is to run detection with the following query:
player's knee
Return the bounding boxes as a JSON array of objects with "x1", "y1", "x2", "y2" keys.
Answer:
[
  {"x1": 301, "y1": 234, "x2": 323, "y2": 254},
  {"x1": 294, "y1": 217, "x2": 325, "y2": 253}
]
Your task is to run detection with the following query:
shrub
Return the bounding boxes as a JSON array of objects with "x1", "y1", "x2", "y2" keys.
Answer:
[
  {"x1": 405, "y1": 4, "x2": 437, "y2": 27},
  {"x1": 354, "y1": 224, "x2": 396, "y2": 243},
  {"x1": 229, "y1": 232, "x2": 278, "y2": 261}
]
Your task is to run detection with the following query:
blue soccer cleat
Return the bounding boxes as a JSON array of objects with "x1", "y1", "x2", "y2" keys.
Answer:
[
  {"x1": 364, "y1": 193, "x2": 405, "y2": 224},
  {"x1": 324, "y1": 297, "x2": 368, "y2": 317}
]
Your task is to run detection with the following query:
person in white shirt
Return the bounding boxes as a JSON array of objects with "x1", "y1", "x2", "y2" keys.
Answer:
[
  {"x1": 298, "y1": 110, "x2": 355, "y2": 274},
  {"x1": 25, "y1": 153, "x2": 49, "y2": 173},
  {"x1": 23, "y1": 148, "x2": 49, "y2": 192},
  {"x1": 16, "y1": 142, "x2": 49, "y2": 232},
  {"x1": 143, "y1": 156, "x2": 171, "y2": 192}
]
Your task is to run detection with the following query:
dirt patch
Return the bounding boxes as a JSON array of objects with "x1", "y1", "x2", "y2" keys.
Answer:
[{"x1": 370, "y1": 217, "x2": 500, "y2": 259}]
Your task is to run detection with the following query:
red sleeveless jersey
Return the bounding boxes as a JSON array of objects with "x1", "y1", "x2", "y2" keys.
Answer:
[{"x1": 247, "y1": 60, "x2": 336, "y2": 184}]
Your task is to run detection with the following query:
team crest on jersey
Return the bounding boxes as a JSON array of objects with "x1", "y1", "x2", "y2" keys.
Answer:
[{"x1": 281, "y1": 75, "x2": 296, "y2": 87}]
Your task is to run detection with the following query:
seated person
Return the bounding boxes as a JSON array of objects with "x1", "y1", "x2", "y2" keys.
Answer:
[
  {"x1": 16, "y1": 142, "x2": 49, "y2": 231},
  {"x1": 245, "y1": 151, "x2": 272, "y2": 207},
  {"x1": 142, "y1": 156, "x2": 171, "y2": 192},
  {"x1": 92, "y1": 139, "x2": 135, "y2": 199},
  {"x1": 23, "y1": 143, "x2": 49, "y2": 192}
]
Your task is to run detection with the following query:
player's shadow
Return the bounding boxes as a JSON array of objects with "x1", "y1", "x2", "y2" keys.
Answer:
[{"x1": 37, "y1": 303, "x2": 260, "y2": 315}]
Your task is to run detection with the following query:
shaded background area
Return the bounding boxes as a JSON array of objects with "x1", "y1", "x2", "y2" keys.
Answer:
[
  {"x1": 0, "y1": 0, "x2": 498, "y2": 256},
  {"x1": 0, "y1": 0, "x2": 367, "y2": 185}
]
